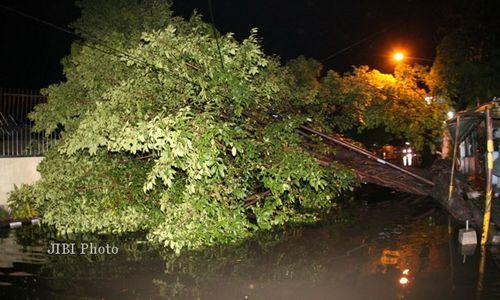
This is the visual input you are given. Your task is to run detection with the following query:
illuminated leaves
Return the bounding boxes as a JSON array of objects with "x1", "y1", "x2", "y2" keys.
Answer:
[{"x1": 284, "y1": 59, "x2": 450, "y2": 149}]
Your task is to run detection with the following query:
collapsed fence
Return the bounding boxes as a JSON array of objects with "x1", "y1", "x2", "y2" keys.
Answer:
[{"x1": 0, "y1": 88, "x2": 58, "y2": 157}]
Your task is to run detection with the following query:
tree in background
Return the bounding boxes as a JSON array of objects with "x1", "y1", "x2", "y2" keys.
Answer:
[
  {"x1": 284, "y1": 57, "x2": 450, "y2": 151},
  {"x1": 10, "y1": 0, "x2": 356, "y2": 253},
  {"x1": 430, "y1": 0, "x2": 500, "y2": 109}
]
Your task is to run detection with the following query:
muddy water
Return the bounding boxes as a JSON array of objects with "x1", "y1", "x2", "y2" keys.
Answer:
[{"x1": 1, "y1": 191, "x2": 500, "y2": 300}]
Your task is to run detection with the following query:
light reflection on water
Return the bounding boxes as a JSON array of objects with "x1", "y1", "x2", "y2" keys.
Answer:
[{"x1": 1, "y1": 194, "x2": 500, "y2": 300}]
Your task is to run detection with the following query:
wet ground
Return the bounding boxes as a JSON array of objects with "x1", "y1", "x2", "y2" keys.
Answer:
[{"x1": 1, "y1": 188, "x2": 500, "y2": 300}]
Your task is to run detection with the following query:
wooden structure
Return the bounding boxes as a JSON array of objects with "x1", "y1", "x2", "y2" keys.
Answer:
[
  {"x1": 298, "y1": 126, "x2": 435, "y2": 196},
  {"x1": 446, "y1": 100, "x2": 500, "y2": 243}
]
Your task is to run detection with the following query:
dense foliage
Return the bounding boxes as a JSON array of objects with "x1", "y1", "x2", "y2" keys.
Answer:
[
  {"x1": 10, "y1": 0, "x2": 356, "y2": 253},
  {"x1": 283, "y1": 56, "x2": 450, "y2": 150},
  {"x1": 430, "y1": 0, "x2": 500, "y2": 109}
]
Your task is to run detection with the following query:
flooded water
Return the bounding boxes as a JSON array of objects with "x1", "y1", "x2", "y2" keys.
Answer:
[{"x1": 1, "y1": 189, "x2": 500, "y2": 300}]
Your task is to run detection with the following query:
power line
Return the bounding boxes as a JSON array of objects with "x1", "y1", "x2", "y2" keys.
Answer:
[
  {"x1": 0, "y1": 3, "x2": 203, "y2": 88},
  {"x1": 0, "y1": 4, "x2": 78, "y2": 38},
  {"x1": 0, "y1": 4, "x2": 156, "y2": 70},
  {"x1": 321, "y1": 30, "x2": 385, "y2": 63},
  {"x1": 208, "y1": 0, "x2": 225, "y2": 70}
]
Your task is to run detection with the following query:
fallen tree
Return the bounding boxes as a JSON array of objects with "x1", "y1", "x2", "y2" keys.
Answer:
[{"x1": 9, "y1": 0, "x2": 356, "y2": 253}]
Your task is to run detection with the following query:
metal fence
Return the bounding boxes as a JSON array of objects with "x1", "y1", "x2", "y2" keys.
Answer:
[
  {"x1": 0, "y1": 89, "x2": 58, "y2": 157},
  {"x1": 0, "y1": 88, "x2": 45, "y2": 124}
]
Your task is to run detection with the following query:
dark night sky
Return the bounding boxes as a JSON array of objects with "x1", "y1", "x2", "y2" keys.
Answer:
[{"x1": 0, "y1": 0, "x2": 451, "y2": 89}]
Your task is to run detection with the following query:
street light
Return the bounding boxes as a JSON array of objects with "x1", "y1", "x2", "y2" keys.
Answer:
[
  {"x1": 392, "y1": 51, "x2": 433, "y2": 62},
  {"x1": 393, "y1": 52, "x2": 405, "y2": 62}
]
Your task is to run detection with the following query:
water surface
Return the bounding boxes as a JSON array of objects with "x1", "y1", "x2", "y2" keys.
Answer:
[{"x1": 1, "y1": 191, "x2": 499, "y2": 300}]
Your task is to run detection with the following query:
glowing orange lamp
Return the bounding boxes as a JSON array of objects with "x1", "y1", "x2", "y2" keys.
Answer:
[{"x1": 393, "y1": 52, "x2": 405, "y2": 62}]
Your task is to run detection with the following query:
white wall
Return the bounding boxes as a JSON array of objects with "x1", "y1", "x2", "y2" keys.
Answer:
[{"x1": 0, "y1": 157, "x2": 43, "y2": 208}]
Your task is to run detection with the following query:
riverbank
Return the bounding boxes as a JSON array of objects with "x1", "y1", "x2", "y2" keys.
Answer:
[{"x1": 430, "y1": 159, "x2": 500, "y2": 247}]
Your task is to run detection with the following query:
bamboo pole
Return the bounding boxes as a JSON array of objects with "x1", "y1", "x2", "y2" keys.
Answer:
[
  {"x1": 480, "y1": 108, "x2": 493, "y2": 245},
  {"x1": 299, "y1": 125, "x2": 435, "y2": 187},
  {"x1": 448, "y1": 115, "x2": 460, "y2": 202}
]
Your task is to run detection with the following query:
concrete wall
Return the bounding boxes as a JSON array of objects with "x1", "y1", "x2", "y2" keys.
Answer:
[{"x1": 0, "y1": 157, "x2": 43, "y2": 208}]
